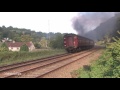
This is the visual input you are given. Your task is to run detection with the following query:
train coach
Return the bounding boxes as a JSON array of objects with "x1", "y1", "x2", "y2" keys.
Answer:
[{"x1": 63, "y1": 34, "x2": 94, "y2": 53}]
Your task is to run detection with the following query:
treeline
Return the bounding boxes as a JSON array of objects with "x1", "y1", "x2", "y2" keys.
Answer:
[
  {"x1": 0, "y1": 25, "x2": 69, "y2": 49},
  {"x1": 0, "y1": 25, "x2": 62, "y2": 42}
]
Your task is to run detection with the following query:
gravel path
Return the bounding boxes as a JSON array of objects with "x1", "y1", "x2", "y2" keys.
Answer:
[
  {"x1": 41, "y1": 49, "x2": 103, "y2": 78},
  {"x1": 17, "y1": 50, "x2": 93, "y2": 78}
]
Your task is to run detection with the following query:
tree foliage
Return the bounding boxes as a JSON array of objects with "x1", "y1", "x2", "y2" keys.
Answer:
[
  {"x1": 49, "y1": 33, "x2": 64, "y2": 49},
  {"x1": 20, "y1": 35, "x2": 33, "y2": 42},
  {"x1": 0, "y1": 43, "x2": 9, "y2": 52},
  {"x1": 78, "y1": 31, "x2": 120, "y2": 78},
  {"x1": 0, "y1": 26, "x2": 68, "y2": 47},
  {"x1": 34, "y1": 43, "x2": 41, "y2": 49},
  {"x1": 20, "y1": 44, "x2": 29, "y2": 52},
  {"x1": 39, "y1": 37, "x2": 48, "y2": 48}
]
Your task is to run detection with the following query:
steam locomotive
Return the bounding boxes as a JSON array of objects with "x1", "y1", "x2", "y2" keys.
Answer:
[{"x1": 63, "y1": 34, "x2": 94, "y2": 53}]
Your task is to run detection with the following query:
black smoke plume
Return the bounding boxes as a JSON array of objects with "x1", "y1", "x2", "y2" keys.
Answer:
[{"x1": 72, "y1": 12, "x2": 116, "y2": 36}]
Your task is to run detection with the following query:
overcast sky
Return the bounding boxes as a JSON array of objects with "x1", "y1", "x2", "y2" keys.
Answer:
[{"x1": 0, "y1": 12, "x2": 80, "y2": 34}]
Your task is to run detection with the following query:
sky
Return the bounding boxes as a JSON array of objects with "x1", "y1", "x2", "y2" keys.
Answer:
[{"x1": 0, "y1": 12, "x2": 80, "y2": 34}]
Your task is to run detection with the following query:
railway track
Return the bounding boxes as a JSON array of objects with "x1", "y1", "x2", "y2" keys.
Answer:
[
  {"x1": 0, "y1": 53, "x2": 70, "y2": 71},
  {"x1": 35, "y1": 49, "x2": 99, "y2": 78},
  {"x1": 0, "y1": 47, "x2": 101, "y2": 78}
]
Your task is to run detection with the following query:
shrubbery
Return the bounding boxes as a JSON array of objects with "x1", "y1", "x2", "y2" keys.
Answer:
[
  {"x1": 0, "y1": 43, "x2": 9, "y2": 52},
  {"x1": 20, "y1": 44, "x2": 29, "y2": 52},
  {"x1": 77, "y1": 31, "x2": 120, "y2": 78},
  {"x1": 49, "y1": 34, "x2": 64, "y2": 49},
  {"x1": 0, "y1": 49, "x2": 66, "y2": 66},
  {"x1": 34, "y1": 43, "x2": 41, "y2": 49}
]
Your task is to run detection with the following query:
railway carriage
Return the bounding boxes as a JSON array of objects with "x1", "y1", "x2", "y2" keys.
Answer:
[{"x1": 63, "y1": 34, "x2": 94, "y2": 53}]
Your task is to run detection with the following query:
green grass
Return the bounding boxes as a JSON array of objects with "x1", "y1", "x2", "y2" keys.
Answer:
[{"x1": 0, "y1": 49, "x2": 66, "y2": 67}]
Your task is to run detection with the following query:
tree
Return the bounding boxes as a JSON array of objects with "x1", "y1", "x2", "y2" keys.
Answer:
[
  {"x1": 34, "y1": 43, "x2": 41, "y2": 49},
  {"x1": 0, "y1": 43, "x2": 9, "y2": 51},
  {"x1": 7, "y1": 26, "x2": 13, "y2": 30},
  {"x1": 49, "y1": 34, "x2": 64, "y2": 49},
  {"x1": 0, "y1": 32, "x2": 2, "y2": 41},
  {"x1": 20, "y1": 44, "x2": 29, "y2": 52},
  {"x1": 2, "y1": 25, "x2": 6, "y2": 30},
  {"x1": 40, "y1": 37, "x2": 48, "y2": 48},
  {"x1": 103, "y1": 33, "x2": 112, "y2": 46},
  {"x1": 13, "y1": 34, "x2": 21, "y2": 42},
  {"x1": 20, "y1": 35, "x2": 33, "y2": 42}
]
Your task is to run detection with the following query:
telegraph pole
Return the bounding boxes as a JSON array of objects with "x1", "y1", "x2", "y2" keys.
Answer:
[
  {"x1": 48, "y1": 19, "x2": 50, "y2": 40},
  {"x1": 46, "y1": 20, "x2": 50, "y2": 48}
]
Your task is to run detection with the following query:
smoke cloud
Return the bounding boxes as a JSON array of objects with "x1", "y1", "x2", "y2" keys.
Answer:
[{"x1": 72, "y1": 12, "x2": 116, "y2": 35}]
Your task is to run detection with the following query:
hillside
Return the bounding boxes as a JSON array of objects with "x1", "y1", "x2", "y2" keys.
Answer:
[
  {"x1": 0, "y1": 26, "x2": 67, "y2": 42},
  {"x1": 0, "y1": 26, "x2": 67, "y2": 49},
  {"x1": 84, "y1": 13, "x2": 120, "y2": 41}
]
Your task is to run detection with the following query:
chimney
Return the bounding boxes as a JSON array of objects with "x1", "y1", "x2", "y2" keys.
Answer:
[{"x1": 13, "y1": 41, "x2": 15, "y2": 43}]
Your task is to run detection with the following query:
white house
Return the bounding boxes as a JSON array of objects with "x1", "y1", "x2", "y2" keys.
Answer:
[{"x1": 6, "y1": 41, "x2": 35, "y2": 51}]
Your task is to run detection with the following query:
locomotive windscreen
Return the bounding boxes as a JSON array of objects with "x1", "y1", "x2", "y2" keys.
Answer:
[
  {"x1": 67, "y1": 36, "x2": 73, "y2": 46},
  {"x1": 64, "y1": 36, "x2": 74, "y2": 47}
]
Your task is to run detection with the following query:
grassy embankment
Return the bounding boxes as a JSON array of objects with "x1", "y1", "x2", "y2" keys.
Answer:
[
  {"x1": 75, "y1": 33, "x2": 120, "y2": 78},
  {"x1": 0, "y1": 49, "x2": 66, "y2": 67}
]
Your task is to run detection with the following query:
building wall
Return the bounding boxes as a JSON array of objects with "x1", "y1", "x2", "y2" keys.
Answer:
[
  {"x1": 29, "y1": 43, "x2": 36, "y2": 51},
  {"x1": 8, "y1": 42, "x2": 35, "y2": 52},
  {"x1": 8, "y1": 45, "x2": 35, "y2": 51},
  {"x1": 9, "y1": 47, "x2": 20, "y2": 51}
]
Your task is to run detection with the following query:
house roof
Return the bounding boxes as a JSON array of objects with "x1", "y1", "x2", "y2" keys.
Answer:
[{"x1": 6, "y1": 42, "x2": 32, "y2": 47}]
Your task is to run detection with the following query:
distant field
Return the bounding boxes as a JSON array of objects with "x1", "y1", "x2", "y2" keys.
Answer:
[{"x1": 0, "y1": 49, "x2": 66, "y2": 67}]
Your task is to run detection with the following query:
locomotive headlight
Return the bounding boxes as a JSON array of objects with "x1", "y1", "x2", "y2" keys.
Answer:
[{"x1": 74, "y1": 41, "x2": 75, "y2": 44}]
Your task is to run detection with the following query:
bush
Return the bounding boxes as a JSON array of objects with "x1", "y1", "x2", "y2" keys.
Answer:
[
  {"x1": 0, "y1": 49, "x2": 66, "y2": 66},
  {"x1": 49, "y1": 35, "x2": 64, "y2": 49},
  {"x1": 77, "y1": 31, "x2": 120, "y2": 78},
  {"x1": 0, "y1": 47, "x2": 8, "y2": 52},
  {"x1": 106, "y1": 31, "x2": 120, "y2": 60},
  {"x1": 34, "y1": 43, "x2": 41, "y2": 49},
  {"x1": 0, "y1": 43, "x2": 9, "y2": 52},
  {"x1": 20, "y1": 44, "x2": 29, "y2": 52}
]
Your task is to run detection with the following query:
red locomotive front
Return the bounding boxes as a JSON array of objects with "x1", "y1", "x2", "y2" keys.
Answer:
[
  {"x1": 64, "y1": 34, "x2": 78, "y2": 52},
  {"x1": 63, "y1": 34, "x2": 94, "y2": 53}
]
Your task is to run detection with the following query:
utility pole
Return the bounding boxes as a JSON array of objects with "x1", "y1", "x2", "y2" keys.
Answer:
[
  {"x1": 48, "y1": 20, "x2": 50, "y2": 40},
  {"x1": 46, "y1": 20, "x2": 50, "y2": 48}
]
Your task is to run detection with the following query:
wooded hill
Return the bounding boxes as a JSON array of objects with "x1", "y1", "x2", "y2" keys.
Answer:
[
  {"x1": 84, "y1": 13, "x2": 120, "y2": 41},
  {"x1": 0, "y1": 26, "x2": 68, "y2": 49},
  {"x1": 0, "y1": 25, "x2": 67, "y2": 42}
]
